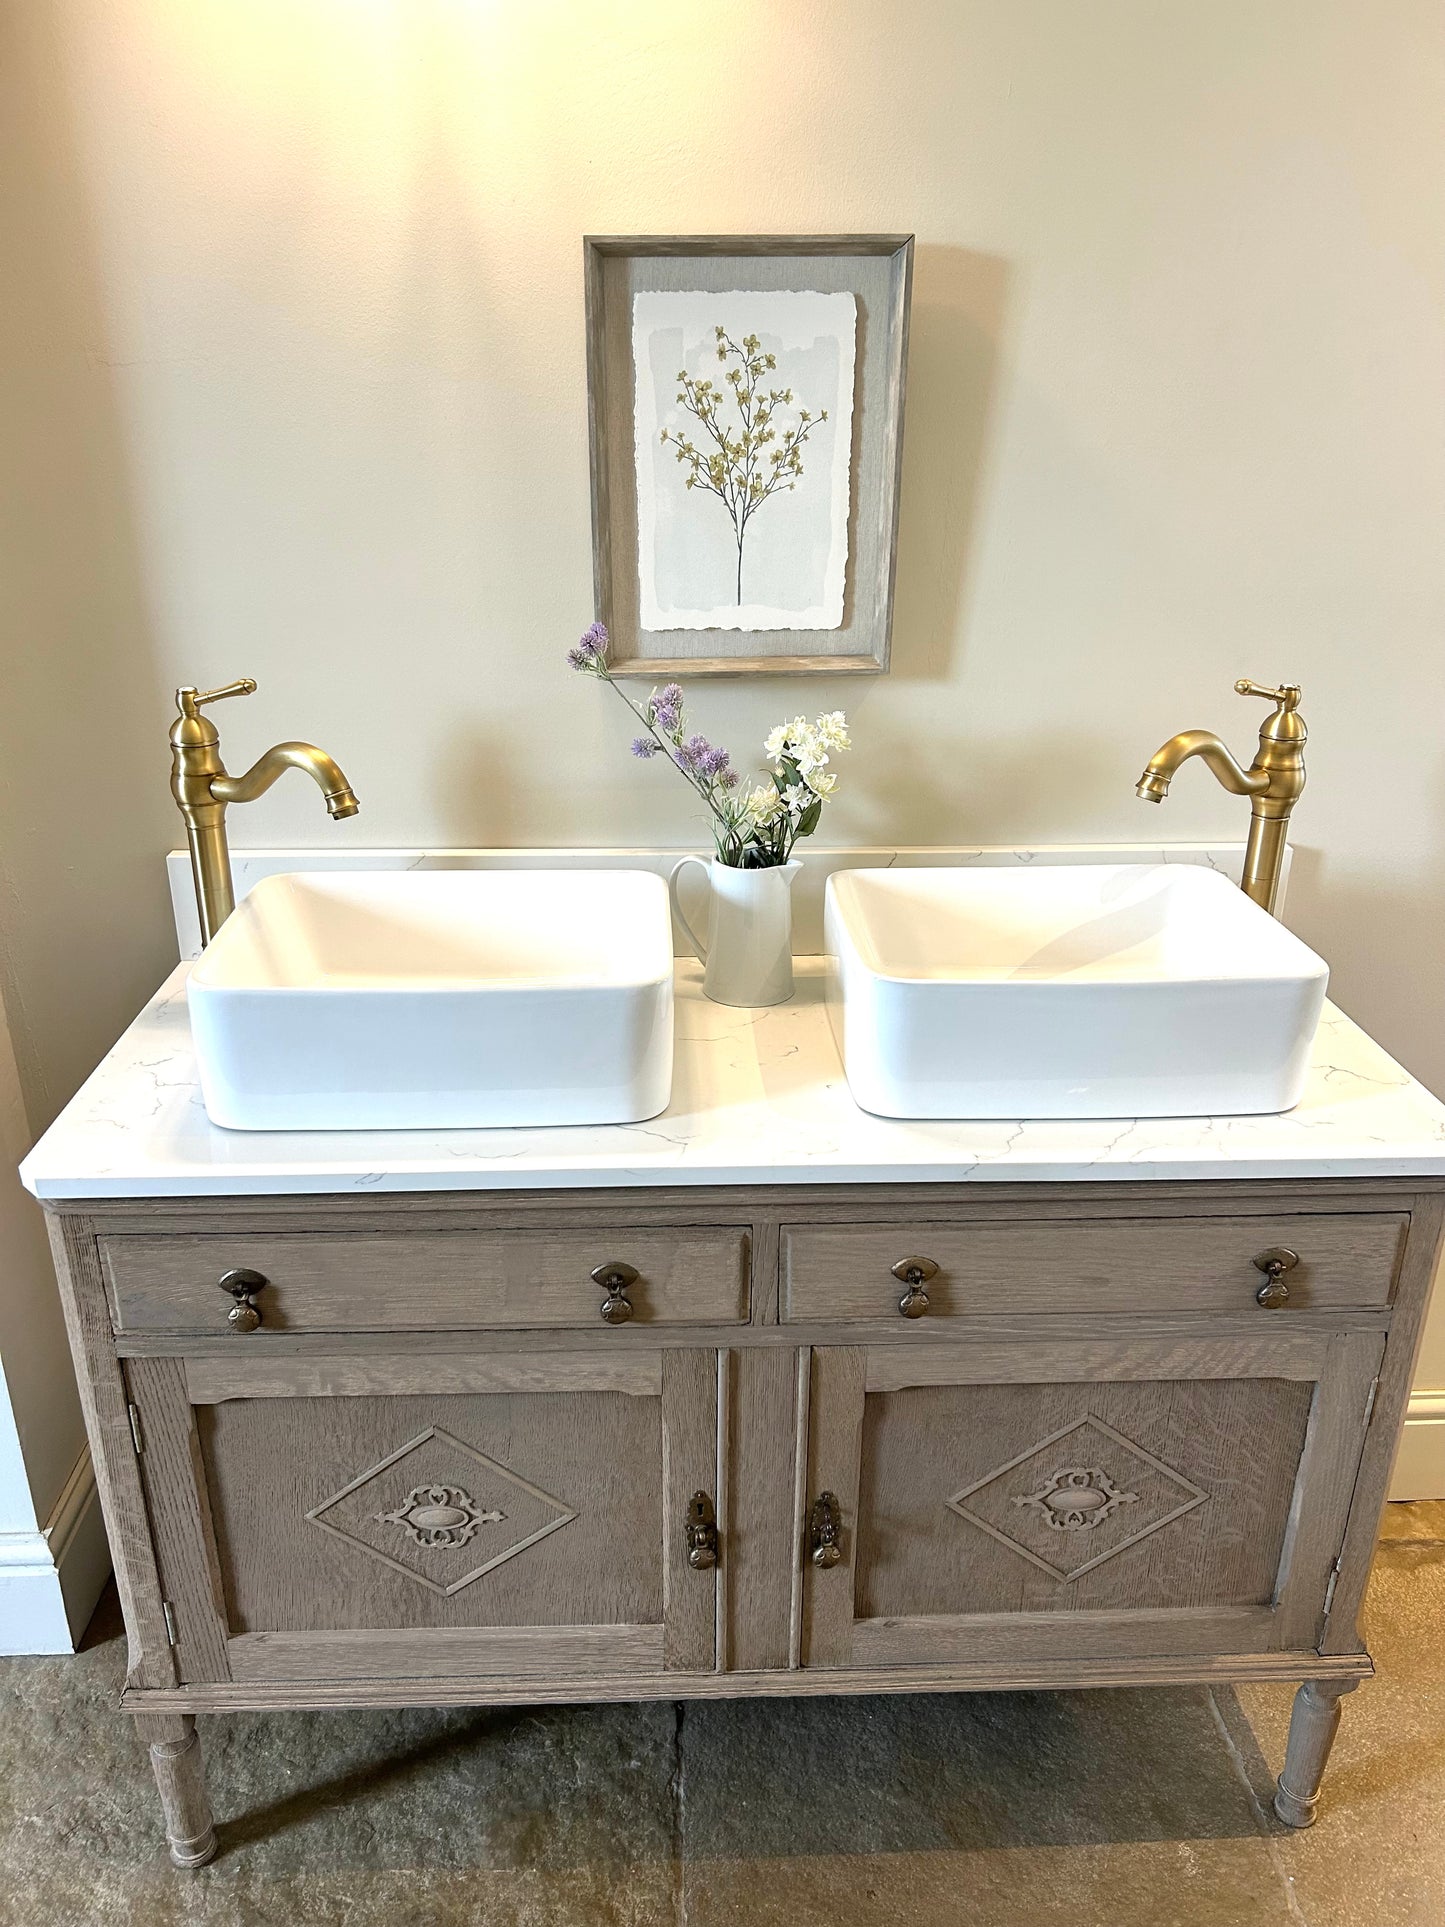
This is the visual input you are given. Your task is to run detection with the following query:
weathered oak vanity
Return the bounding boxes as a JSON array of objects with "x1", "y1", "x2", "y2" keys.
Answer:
[{"x1": 22, "y1": 962, "x2": 1445, "y2": 1866}]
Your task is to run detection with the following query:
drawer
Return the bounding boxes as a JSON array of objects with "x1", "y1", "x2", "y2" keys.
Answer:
[
  {"x1": 101, "y1": 1227, "x2": 750, "y2": 1334},
  {"x1": 780, "y1": 1214, "x2": 1406, "y2": 1323}
]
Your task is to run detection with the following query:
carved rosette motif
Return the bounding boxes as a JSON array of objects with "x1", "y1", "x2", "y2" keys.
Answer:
[
  {"x1": 945, "y1": 1413, "x2": 1208, "y2": 1583},
  {"x1": 376, "y1": 1484, "x2": 505, "y2": 1549},
  {"x1": 1011, "y1": 1465, "x2": 1139, "y2": 1532},
  {"x1": 305, "y1": 1425, "x2": 576, "y2": 1597}
]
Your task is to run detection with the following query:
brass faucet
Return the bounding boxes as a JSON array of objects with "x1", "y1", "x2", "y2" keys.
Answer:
[
  {"x1": 170, "y1": 679, "x2": 359, "y2": 944},
  {"x1": 1135, "y1": 679, "x2": 1306, "y2": 916}
]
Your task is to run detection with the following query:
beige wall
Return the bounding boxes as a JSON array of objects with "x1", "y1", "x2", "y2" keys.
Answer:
[{"x1": 2, "y1": 4, "x2": 1442, "y2": 1101}]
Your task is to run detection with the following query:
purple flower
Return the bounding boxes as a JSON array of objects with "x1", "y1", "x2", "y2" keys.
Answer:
[
  {"x1": 631, "y1": 737, "x2": 659, "y2": 759},
  {"x1": 699, "y1": 745, "x2": 732, "y2": 779},
  {"x1": 651, "y1": 682, "x2": 684, "y2": 730},
  {"x1": 676, "y1": 734, "x2": 712, "y2": 770},
  {"x1": 567, "y1": 621, "x2": 609, "y2": 670}
]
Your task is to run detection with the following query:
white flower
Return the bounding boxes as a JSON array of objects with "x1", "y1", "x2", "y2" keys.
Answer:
[
  {"x1": 815, "y1": 711, "x2": 850, "y2": 752},
  {"x1": 806, "y1": 770, "x2": 837, "y2": 798},
  {"x1": 763, "y1": 717, "x2": 805, "y2": 761},
  {"x1": 782, "y1": 783, "x2": 810, "y2": 815},
  {"x1": 745, "y1": 784, "x2": 783, "y2": 825}
]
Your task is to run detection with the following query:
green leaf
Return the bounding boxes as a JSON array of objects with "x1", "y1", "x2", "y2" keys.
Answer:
[{"x1": 796, "y1": 799, "x2": 823, "y2": 837}]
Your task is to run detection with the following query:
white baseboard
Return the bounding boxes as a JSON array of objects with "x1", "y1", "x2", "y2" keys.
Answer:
[
  {"x1": 1389, "y1": 1391, "x2": 1445, "y2": 1502},
  {"x1": 0, "y1": 1446, "x2": 110, "y2": 1655}
]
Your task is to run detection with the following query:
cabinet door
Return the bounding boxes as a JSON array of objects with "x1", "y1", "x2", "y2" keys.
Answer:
[
  {"x1": 127, "y1": 1348, "x2": 718, "y2": 1686},
  {"x1": 801, "y1": 1331, "x2": 1382, "y2": 1670}
]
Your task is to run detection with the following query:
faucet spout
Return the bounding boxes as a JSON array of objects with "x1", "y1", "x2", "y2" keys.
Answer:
[
  {"x1": 1135, "y1": 729, "x2": 1268, "y2": 803},
  {"x1": 211, "y1": 742, "x2": 360, "y2": 819}
]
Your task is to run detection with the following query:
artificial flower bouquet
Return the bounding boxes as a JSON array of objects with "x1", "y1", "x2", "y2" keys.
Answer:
[{"x1": 567, "y1": 622, "x2": 849, "y2": 868}]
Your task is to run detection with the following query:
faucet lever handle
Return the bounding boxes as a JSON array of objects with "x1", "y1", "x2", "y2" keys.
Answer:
[
  {"x1": 1235, "y1": 678, "x2": 1302, "y2": 711},
  {"x1": 176, "y1": 679, "x2": 257, "y2": 722},
  {"x1": 191, "y1": 679, "x2": 257, "y2": 709}
]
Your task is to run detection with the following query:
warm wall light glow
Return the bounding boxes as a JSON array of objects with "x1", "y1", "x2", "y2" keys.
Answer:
[{"x1": 75, "y1": 0, "x2": 793, "y2": 400}]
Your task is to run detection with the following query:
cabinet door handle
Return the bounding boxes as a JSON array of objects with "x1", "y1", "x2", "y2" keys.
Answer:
[
  {"x1": 685, "y1": 1491, "x2": 719, "y2": 1570},
  {"x1": 891, "y1": 1255, "x2": 939, "y2": 1319},
  {"x1": 1252, "y1": 1245, "x2": 1299, "y2": 1309},
  {"x1": 809, "y1": 1491, "x2": 844, "y2": 1568},
  {"x1": 218, "y1": 1267, "x2": 268, "y2": 1333},
  {"x1": 591, "y1": 1260, "x2": 639, "y2": 1325}
]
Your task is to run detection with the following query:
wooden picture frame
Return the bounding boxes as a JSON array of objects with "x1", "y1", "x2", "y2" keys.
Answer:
[{"x1": 584, "y1": 234, "x2": 913, "y2": 677}]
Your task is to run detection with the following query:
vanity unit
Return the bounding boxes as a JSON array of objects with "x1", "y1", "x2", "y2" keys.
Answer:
[{"x1": 21, "y1": 960, "x2": 1445, "y2": 1867}]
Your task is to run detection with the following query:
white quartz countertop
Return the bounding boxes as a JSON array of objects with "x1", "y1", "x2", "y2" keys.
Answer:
[{"x1": 19, "y1": 960, "x2": 1445, "y2": 1200}]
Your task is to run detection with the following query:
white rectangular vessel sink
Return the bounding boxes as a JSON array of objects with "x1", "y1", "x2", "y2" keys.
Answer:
[
  {"x1": 825, "y1": 864, "x2": 1328, "y2": 1120},
  {"x1": 188, "y1": 871, "x2": 674, "y2": 1131}
]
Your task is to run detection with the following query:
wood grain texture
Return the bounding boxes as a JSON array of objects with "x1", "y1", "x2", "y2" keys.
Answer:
[
  {"x1": 800, "y1": 1346, "x2": 865, "y2": 1668},
  {"x1": 851, "y1": 1605, "x2": 1276, "y2": 1667},
  {"x1": 722, "y1": 1346, "x2": 800, "y2": 1672},
  {"x1": 101, "y1": 1226, "x2": 750, "y2": 1333},
  {"x1": 45, "y1": 1216, "x2": 177, "y2": 1690},
  {"x1": 782, "y1": 1215, "x2": 1405, "y2": 1322},
  {"x1": 1272, "y1": 1331, "x2": 1384, "y2": 1649},
  {"x1": 226, "y1": 1623, "x2": 665, "y2": 1683},
  {"x1": 125, "y1": 1356, "x2": 232, "y2": 1683},
  {"x1": 113, "y1": 1306, "x2": 1389, "y2": 1364},
  {"x1": 1323, "y1": 1192, "x2": 1445, "y2": 1652},
  {"x1": 132, "y1": 1714, "x2": 216, "y2": 1868},
  {"x1": 124, "y1": 1645, "x2": 1370, "y2": 1716},
  {"x1": 864, "y1": 1333, "x2": 1330, "y2": 1391},
  {"x1": 854, "y1": 1373, "x2": 1314, "y2": 1628},
  {"x1": 1274, "y1": 1678, "x2": 1361, "y2": 1827},
  {"x1": 584, "y1": 233, "x2": 912, "y2": 675},
  {"x1": 185, "y1": 1351, "x2": 662, "y2": 1403},
  {"x1": 198, "y1": 1386, "x2": 664, "y2": 1646},
  {"x1": 661, "y1": 1348, "x2": 720, "y2": 1672}
]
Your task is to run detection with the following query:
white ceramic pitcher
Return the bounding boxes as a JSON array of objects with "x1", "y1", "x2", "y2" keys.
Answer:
[{"x1": 668, "y1": 857, "x2": 802, "y2": 1007}]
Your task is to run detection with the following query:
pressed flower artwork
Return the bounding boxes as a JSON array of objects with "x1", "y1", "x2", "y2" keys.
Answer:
[{"x1": 632, "y1": 289, "x2": 856, "y2": 632}]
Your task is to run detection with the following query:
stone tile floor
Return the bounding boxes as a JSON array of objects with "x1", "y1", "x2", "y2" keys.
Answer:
[{"x1": 1, "y1": 1504, "x2": 1442, "y2": 1926}]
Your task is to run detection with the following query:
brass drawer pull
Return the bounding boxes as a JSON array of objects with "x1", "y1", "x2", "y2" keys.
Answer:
[
  {"x1": 1253, "y1": 1246, "x2": 1299, "y2": 1309},
  {"x1": 218, "y1": 1267, "x2": 268, "y2": 1333},
  {"x1": 591, "y1": 1260, "x2": 639, "y2": 1325},
  {"x1": 685, "y1": 1491, "x2": 719, "y2": 1570},
  {"x1": 891, "y1": 1255, "x2": 939, "y2": 1319},
  {"x1": 809, "y1": 1491, "x2": 844, "y2": 1569}
]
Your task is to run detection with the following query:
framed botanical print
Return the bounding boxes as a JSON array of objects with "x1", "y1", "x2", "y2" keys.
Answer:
[{"x1": 584, "y1": 234, "x2": 913, "y2": 676}]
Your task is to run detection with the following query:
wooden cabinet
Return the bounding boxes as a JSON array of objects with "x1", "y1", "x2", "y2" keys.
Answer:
[
  {"x1": 799, "y1": 1331, "x2": 1382, "y2": 1670},
  {"x1": 125, "y1": 1347, "x2": 719, "y2": 1684},
  {"x1": 41, "y1": 1177, "x2": 1445, "y2": 1866}
]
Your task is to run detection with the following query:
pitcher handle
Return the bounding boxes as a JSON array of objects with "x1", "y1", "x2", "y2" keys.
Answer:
[{"x1": 668, "y1": 857, "x2": 710, "y2": 965}]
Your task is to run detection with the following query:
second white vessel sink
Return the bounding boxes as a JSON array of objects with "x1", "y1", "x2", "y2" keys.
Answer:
[
  {"x1": 825, "y1": 863, "x2": 1328, "y2": 1120},
  {"x1": 187, "y1": 870, "x2": 675, "y2": 1130}
]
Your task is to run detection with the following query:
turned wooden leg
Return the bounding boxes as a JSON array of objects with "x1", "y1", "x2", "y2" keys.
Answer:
[
  {"x1": 134, "y1": 1713, "x2": 217, "y2": 1868},
  {"x1": 1274, "y1": 1678, "x2": 1360, "y2": 1828}
]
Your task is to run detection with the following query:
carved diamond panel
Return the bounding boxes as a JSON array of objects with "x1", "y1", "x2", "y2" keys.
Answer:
[
  {"x1": 945, "y1": 1414, "x2": 1208, "y2": 1583},
  {"x1": 306, "y1": 1426, "x2": 576, "y2": 1596}
]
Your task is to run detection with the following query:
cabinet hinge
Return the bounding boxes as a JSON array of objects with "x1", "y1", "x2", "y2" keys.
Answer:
[
  {"x1": 161, "y1": 1601, "x2": 179, "y2": 1648},
  {"x1": 1363, "y1": 1377, "x2": 1381, "y2": 1430},
  {"x1": 1322, "y1": 1560, "x2": 1342, "y2": 1619},
  {"x1": 127, "y1": 1403, "x2": 145, "y2": 1456}
]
